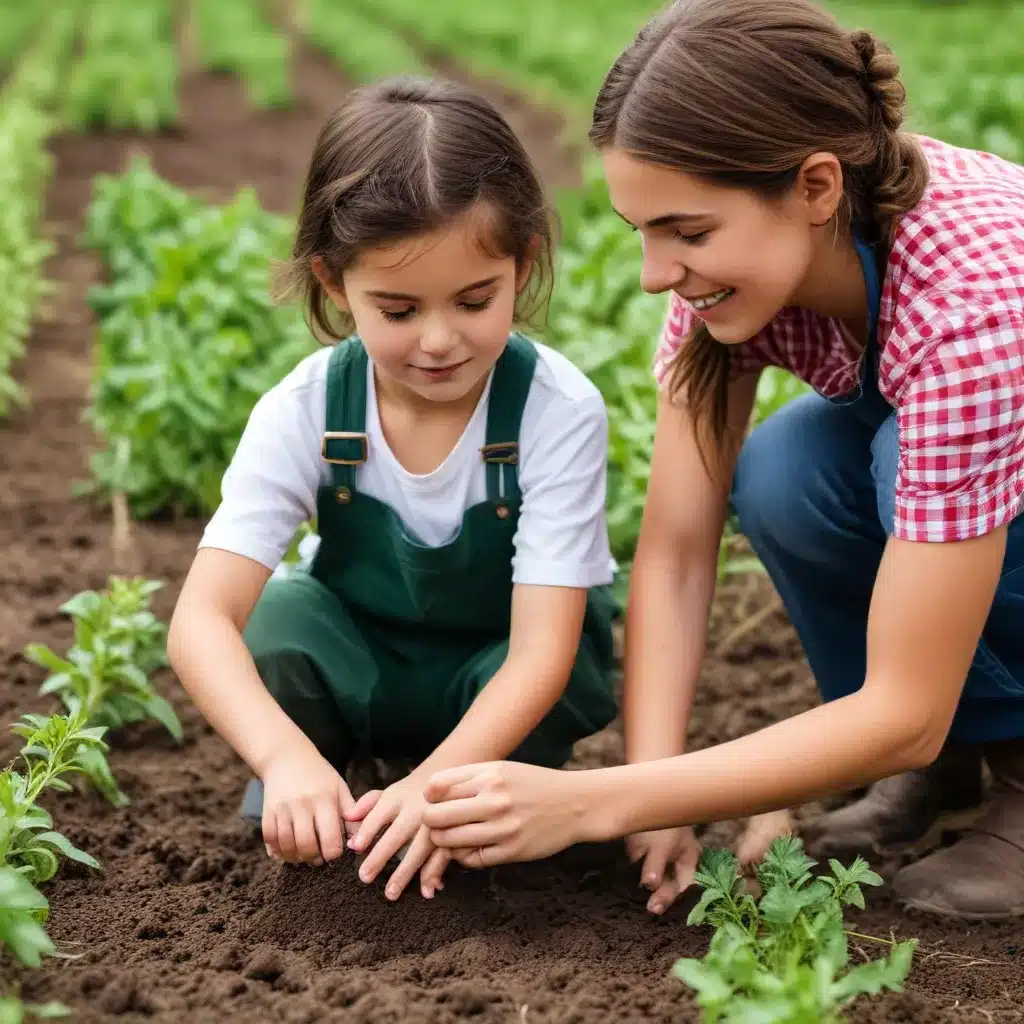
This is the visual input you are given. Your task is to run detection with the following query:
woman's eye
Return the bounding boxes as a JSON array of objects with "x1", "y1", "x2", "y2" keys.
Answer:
[
  {"x1": 676, "y1": 229, "x2": 710, "y2": 245},
  {"x1": 381, "y1": 307, "x2": 415, "y2": 322},
  {"x1": 460, "y1": 297, "x2": 493, "y2": 313}
]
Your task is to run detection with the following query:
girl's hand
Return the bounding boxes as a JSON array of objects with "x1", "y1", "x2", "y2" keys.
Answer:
[
  {"x1": 627, "y1": 827, "x2": 702, "y2": 915},
  {"x1": 346, "y1": 777, "x2": 451, "y2": 900},
  {"x1": 261, "y1": 744, "x2": 355, "y2": 865},
  {"x1": 422, "y1": 761, "x2": 590, "y2": 866}
]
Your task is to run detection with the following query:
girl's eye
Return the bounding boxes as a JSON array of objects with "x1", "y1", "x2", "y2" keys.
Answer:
[
  {"x1": 381, "y1": 307, "x2": 414, "y2": 322},
  {"x1": 676, "y1": 229, "x2": 710, "y2": 245},
  {"x1": 459, "y1": 296, "x2": 493, "y2": 313}
]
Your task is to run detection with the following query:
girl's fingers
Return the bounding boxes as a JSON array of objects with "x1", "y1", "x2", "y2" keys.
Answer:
[
  {"x1": 358, "y1": 816, "x2": 417, "y2": 884},
  {"x1": 345, "y1": 788, "x2": 381, "y2": 823},
  {"x1": 275, "y1": 807, "x2": 299, "y2": 863},
  {"x1": 314, "y1": 798, "x2": 346, "y2": 862},
  {"x1": 382, "y1": 828, "x2": 434, "y2": 901},
  {"x1": 292, "y1": 804, "x2": 322, "y2": 862},
  {"x1": 349, "y1": 797, "x2": 394, "y2": 853},
  {"x1": 420, "y1": 848, "x2": 451, "y2": 898}
]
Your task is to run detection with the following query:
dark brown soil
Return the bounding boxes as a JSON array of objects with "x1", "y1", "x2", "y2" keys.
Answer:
[{"x1": 2, "y1": 43, "x2": 1023, "y2": 1024}]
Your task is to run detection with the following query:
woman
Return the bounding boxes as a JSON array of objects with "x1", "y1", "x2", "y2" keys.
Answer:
[{"x1": 420, "y1": 0, "x2": 1024, "y2": 922}]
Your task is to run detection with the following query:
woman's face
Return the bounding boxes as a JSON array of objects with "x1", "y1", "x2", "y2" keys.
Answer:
[{"x1": 602, "y1": 147, "x2": 826, "y2": 345}]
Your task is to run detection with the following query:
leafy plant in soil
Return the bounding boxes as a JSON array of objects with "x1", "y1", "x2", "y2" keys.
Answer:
[
  {"x1": 0, "y1": 711, "x2": 109, "y2": 970},
  {"x1": 674, "y1": 837, "x2": 917, "y2": 1023},
  {"x1": 24, "y1": 577, "x2": 179, "y2": 807}
]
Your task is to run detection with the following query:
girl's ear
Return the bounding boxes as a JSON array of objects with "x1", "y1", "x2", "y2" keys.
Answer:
[
  {"x1": 796, "y1": 152, "x2": 845, "y2": 227},
  {"x1": 312, "y1": 256, "x2": 350, "y2": 311}
]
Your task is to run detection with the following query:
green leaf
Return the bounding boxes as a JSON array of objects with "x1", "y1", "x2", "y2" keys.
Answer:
[
  {"x1": 0, "y1": 868, "x2": 48, "y2": 911},
  {"x1": 0, "y1": 909, "x2": 56, "y2": 967},
  {"x1": 143, "y1": 691, "x2": 183, "y2": 741},
  {"x1": 34, "y1": 832, "x2": 101, "y2": 871},
  {"x1": 672, "y1": 958, "x2": 734, "y2": 1003},
  {"x1": 22, "y1": 644, "x2": 74, "y2": 675},
  {"x1": 24, "y1": 1004, "x2": 73, "y2": 1020}
]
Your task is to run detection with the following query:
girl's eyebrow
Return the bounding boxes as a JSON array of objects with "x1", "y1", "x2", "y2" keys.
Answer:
[{"x1": 366, "y1": 276, "x2": 502, "y2": 302}]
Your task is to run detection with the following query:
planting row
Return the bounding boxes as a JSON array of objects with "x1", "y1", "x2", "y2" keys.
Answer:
[{"x1": 0, "y1": 580, "x2": 179, "y2": 1018}]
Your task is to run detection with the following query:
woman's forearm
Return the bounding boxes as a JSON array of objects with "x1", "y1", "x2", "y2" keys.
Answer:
[
  {"x1": 167, "y1": 603, "x2": 316, "y2": 776},
  {"x1": 585, "y1": 685, "x2": 934, "y2": 841},
  {"x1": 622, "y1": 545, "x2": 717, "y2": 764}
]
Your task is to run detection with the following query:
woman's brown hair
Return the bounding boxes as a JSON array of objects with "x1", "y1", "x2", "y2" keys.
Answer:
[
  {"x1": 590, "y1": 0, "x2": 929, "y2": 472},
  {"x1": 279, "y1": 76, "x2": 555, "y2": 341}
]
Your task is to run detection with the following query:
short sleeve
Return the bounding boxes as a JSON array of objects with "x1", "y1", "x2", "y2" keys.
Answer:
[
  {"x1": 512, "y1": 390, "x2": 615, "y2": 589},
  {"x1": 198, "y1": 383, "x2": 324, "y2": 570},
  {"x1": 894, "y1": 306, "x2": 1024, "y2": 543}
]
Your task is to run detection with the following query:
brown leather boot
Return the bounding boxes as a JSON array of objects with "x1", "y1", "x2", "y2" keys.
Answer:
[
  {"x1": 894, "y1": 737, "x2": 1024, "y2": 920},
  {"x1": 802, "y1": 740, "x2": 984, "y2": 861}
]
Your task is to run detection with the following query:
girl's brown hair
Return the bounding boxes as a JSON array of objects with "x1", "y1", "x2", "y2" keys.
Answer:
[
  {"x1": 590, "y1": 0, "x2": 929, "y2": 472},
  {"x1": 279, "y1": 76, "x2": 555, "y2": 341}
]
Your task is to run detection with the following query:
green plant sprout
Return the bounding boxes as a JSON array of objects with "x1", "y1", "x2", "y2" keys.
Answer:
[
  {"x1": 0, "y1": 712, "x2": 108, "y2": 968},
  {"x1": 673, "y1": 837, "x2": 917, "y2": 1023},
  {"x1": 24, "y1": 577, "x2": 180, "y2": 807},
  {"x1": 0, "y1": 995, "x2": 71, "y2": 1023}
]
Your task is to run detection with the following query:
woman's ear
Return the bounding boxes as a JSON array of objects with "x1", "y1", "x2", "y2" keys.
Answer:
[
  {"x1": 797, "y1": 152, "x2": 845, "y2": 227},
  {"x1": 312, "y1": 256, "x2": 350, "y2": 311}
]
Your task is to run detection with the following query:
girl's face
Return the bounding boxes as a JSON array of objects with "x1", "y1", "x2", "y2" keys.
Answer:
[
  {"x1": 320, "y1": 206, "x2": 529, "y2": 407},
  {"x1": 602, "y1": 148, "x2": 834, "y2": 345}
]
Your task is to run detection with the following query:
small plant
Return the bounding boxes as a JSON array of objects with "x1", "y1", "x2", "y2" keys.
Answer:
[
  {"x1": 673, "y1": 837, "x2": 917, "y2": 1023},
  {"x1": 24, "y1": 577, "x2": 180, "y2": 806},
  {"x1": 0, "y1": 711, "x2": 109, "y2": 970}
]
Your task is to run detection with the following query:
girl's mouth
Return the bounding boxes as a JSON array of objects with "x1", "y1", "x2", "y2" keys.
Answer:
[
  {"x1": 686, "y1": 287, "x2": 735, "y2": 313},
  {"x1": 413, "y1": 359, "x2": 470, "y2": 381}
]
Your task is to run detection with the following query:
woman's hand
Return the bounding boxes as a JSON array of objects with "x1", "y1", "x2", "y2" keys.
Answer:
[
  {"x1": 421, "y1": 761, "x2": 593, "y2": 867},
  {"x1": 626, "y1": 827, "x2": 702, "y2": 915},
  {"x1": 345, "y1": 777, "x2": 452, "y2": 900}
]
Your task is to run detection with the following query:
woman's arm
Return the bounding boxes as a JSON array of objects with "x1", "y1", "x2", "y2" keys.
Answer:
[
  {"x1": 422, "y1": 526, "x2": 1006, "y2": 865},
  {"x1": 623, "y1": 374, "x2": 760, "y2": 765}
]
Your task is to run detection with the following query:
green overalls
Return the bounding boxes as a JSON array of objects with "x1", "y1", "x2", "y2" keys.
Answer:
[{"x1": 242, "y1": 334, "x2": 619, "y2": 774}]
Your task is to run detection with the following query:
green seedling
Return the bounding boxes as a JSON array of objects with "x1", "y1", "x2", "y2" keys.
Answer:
[
  {"x1": 0, "y1": 712, "x2": 107, "y2": 968},
  {"x1": 673, "y1": 837, "x2": 917, "y2": 1023},
  {"x1": 25, "y1": 577, "x2": 179, "y2": 807}
]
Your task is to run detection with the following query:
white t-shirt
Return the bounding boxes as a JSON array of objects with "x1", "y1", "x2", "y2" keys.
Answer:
[{"x1": 198, "y1": 340, "x2": 616, "y2": 589}]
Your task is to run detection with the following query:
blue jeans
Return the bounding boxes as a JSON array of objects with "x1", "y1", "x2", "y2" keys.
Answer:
[{"x1": 731, "y1": 391, "x2": 1024, "y2": 743}]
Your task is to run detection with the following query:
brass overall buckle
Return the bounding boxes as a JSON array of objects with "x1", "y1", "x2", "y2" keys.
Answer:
[
  {"x1": 322, "y1": 431, "x2": 368, "y2": 465},
  {"x1": 480, "y1": 441, "x2": 518, "y2": 464}
]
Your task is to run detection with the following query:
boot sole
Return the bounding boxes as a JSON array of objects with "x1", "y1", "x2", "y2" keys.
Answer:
[{"x1": 899, "y1": 897, "x2": 1024, "y2": 922}]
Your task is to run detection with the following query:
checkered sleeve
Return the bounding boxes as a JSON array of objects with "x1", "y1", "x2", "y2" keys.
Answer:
[{"x1": 894, "y1": 305, "x2": 1024, "y2": 543}]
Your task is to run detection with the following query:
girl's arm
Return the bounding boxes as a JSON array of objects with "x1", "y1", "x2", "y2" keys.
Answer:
[
  {"x1": 168, "y1": 549, "x2": 304, "y2": 776},
  {"x1": 421, "y1": 525, "x2": 1006, "y2": 863},
  {"x1": 417, "y1": 583, "x2": 588, "y2": 775},
  {"x1": 168, "y1": 549, "x2": 356, "y2": 864}
]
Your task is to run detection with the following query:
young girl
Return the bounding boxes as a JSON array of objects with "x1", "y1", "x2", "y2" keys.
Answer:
[
  {"x1": 421, "y1": 0, "x2": 1024, "y2": 922},
  {"x1": 167, "y1": 77, "x2": 619, "y2": 903}
]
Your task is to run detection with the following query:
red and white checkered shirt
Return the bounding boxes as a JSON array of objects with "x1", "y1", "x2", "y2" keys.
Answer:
[{"x1": 654, "y1": 135, "x2": 1024, "y2": 543}]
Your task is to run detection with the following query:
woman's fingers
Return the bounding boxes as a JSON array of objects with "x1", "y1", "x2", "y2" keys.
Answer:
[{"x1": 420, "y1": 848, "x2": 451, "y2": 898}]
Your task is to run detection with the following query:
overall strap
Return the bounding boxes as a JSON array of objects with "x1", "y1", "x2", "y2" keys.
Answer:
[
  {"x1": 481, "y1": 334, "x2": 538, "y2": 516},
  {"x1": 852, "y1": 232, "x2": 884, "y2": 346},
  {"x1": 321, "y1": 338, "x2": 370, "y2": 493}
]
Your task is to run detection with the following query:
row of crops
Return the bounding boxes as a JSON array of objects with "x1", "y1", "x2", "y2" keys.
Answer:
[{"x1": 1, "y1": 580, "x2": 180, "y2": 1018}]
